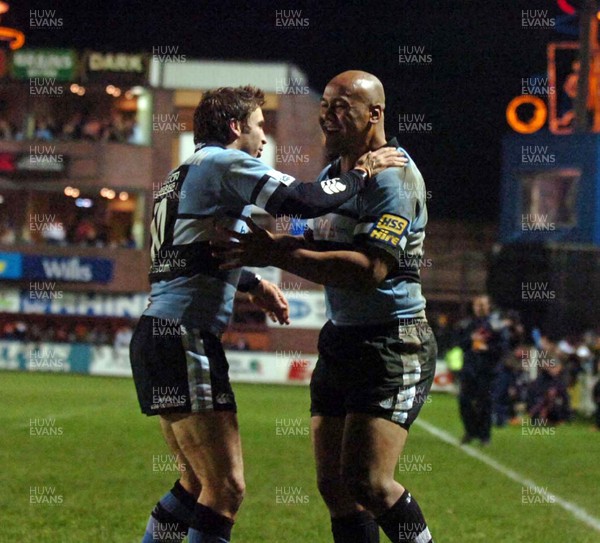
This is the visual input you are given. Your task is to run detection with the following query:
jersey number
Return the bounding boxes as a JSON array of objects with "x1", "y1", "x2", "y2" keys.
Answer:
[{"x1": 150, "y1": 198, "x2": 168, "y2": 261}]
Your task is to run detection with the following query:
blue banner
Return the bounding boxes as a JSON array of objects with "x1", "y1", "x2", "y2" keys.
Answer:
[
  {"x1": 0, "y1": 252, "x2": 23, "y2": 279},
  {"x1": 22, "y1": 255, "x2": 114, "y2": 283}
]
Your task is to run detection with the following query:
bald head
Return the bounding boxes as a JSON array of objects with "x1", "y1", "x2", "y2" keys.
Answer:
[
  {"x1": 319, "y1": 70, "x2": 387, "y2": 158},
  {"x1": 326, "y1": 70, "x2": 385, "y2": 108}
]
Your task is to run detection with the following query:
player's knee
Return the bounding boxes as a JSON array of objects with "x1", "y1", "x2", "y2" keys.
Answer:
[
  {"x1": 344, "y1": 471, "x2": 393, "y2": 510},
  {"x1": 219, "y1": 473, "x2": 245, "y2": 512},
  {"x1": 195, "y1": 473, "x2": 244, "y2": 514}
]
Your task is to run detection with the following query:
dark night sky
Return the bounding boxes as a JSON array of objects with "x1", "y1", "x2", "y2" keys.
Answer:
[{"x1": 5, "y1": 0, "x2": 574, "y2": 220}]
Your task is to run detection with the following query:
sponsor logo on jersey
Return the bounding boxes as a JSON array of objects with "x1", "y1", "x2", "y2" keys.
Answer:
[
  {"x1": 369, "y1": 213, "x2": 409, "y2": 247},
  {"x1": 266, "y1": 169, "x2": 295, "y2": 185},
  {"x1": 320, "y1": 178, "x2": 347, "y2": 195}
]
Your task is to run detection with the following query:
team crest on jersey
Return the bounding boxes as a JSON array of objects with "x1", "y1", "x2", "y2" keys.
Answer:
[
  {"x1": 266, "y1": 169, "x2": 295, "y2": 185},
  {"x1": 320, "y1": 178, "x2": 347, "y2": 195},
  {"x1": 369, "y1": 213, "x2": 409, "y2": 248}
]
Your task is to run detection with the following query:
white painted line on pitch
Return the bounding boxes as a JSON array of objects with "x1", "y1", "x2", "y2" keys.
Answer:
[{"x1": 415, "y1": 418, "x2": 600, "y2": 533}]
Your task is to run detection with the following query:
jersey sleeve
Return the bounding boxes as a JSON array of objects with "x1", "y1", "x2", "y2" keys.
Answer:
[
  {"x1": 237, "y1": 268, "x2": 261, "y2": 292},
  {"x1": 221, "y1": 153, "x2": 367, "y2": 218},
  {"x1": 354, "y1": 163, "x2": 425, "y2": 264}
]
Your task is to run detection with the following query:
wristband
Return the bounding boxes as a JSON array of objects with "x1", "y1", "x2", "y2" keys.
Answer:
[{"x1": 238, "y1": 271, "x2": 262, "y2": 293}]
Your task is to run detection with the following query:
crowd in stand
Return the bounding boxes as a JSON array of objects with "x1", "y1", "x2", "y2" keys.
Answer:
[
  {"x1": 1, "y1": 320, "x2": 133, "y2": 349},
  {"x1": 0, "y1": 217, "x2": 137, "y2": 249},
  {"x1": 0, "y1": 112, "x2": 142, "y2": 143}
]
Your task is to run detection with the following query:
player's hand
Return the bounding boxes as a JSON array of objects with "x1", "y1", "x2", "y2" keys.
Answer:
[
  {"x1": 248, "y1": 279, "x2": 290, "y2": 325},
  {"x1": 211, "y1": 217, "x2": 274, "y2": 270},
  {"x1": 355, "y1": 147, "x2": 407, "y2": 178}
]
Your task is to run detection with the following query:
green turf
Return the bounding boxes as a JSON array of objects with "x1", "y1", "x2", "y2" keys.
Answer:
[{"x1": 1, "y1": 372, "x2": 599, "y2": 542}]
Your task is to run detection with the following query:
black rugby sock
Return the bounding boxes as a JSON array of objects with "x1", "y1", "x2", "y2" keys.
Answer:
[
  {"x1": 331, "y1": 510, "x2": 380, "y2": 542},
  {"x1": 375, "y1": 490, "x2": 433, "y2": 543}
]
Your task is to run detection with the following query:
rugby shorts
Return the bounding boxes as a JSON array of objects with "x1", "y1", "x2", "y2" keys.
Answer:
[
  {"x1": 130, "y1": 315, "x2": 236, "y2": 415},
  {"x1": 310, "y1": 319, "x2": 437, "y2": 430}
]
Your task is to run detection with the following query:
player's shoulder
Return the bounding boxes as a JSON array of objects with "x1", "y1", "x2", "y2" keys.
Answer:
[
  {"x1": 184, "y1": 145, "x2": 254, "y2": 167},
  {"x1": 373, "y1": 146, "x2": 424, "y2": 189},
  {"x1": 319, "y1": 157, "x2": 341, "y2": 181},
  {"x1": 206, "y1": 147, "x2": 254, "y2": 167},
  {"x1": 396, "y1": 145, "x2": 424, "y2": 182}
]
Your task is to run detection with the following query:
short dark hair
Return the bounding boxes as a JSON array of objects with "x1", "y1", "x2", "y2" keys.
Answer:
[{"x1": 193, "y1": 85, "x2": 265, "y2": 144}]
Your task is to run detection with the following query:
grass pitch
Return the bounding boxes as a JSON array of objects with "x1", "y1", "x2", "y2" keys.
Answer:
[{"x1": 1, "y1": 372, "x2": 599, "y2": 542}]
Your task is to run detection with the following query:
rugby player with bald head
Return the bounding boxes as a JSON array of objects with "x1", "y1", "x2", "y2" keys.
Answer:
[
  {"x1": 131, "y1": 84, "x2": 405, "y2": 543},
  {"x1": 217, "y1": 71, "x2": 436, "y2": 543}
]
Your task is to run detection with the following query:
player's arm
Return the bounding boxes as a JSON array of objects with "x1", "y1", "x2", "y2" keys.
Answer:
[
  {"x1": 237, "y1": 269, "x2": 290, "y2": 325},
  {"x1": 270, "y1": 243, "x2": 393, "y2": 289},
  {"x1": 222, "y1": 147, "x2": 406, "y2": 219},
  {"x1": 215, "y1": 166, "x2": 422, "y2": 289},
  {"x1": 216, "y1": 217, "x2": 395, "y2": 289}
]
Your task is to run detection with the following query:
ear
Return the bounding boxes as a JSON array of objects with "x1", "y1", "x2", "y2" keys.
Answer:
[
  {"x1": 228, "y1": 118, "x2": 243, "y2": 140},
  {"x1": 369, "y1": 104, "x2": 383, "y2": 124}
]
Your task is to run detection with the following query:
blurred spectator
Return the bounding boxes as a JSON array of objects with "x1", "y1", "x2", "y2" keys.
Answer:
[
  {"x1": 114, "y1": 325, "x2": 133, "y2": 349},
  {"x1": 231, "y1": 337, "x2": 250, "y2": 351},
  {"x1": 104, "y1": 111, "x2": 128, "y2": 142},
  {"x1": 60, "y1": 113, "x2": 83, "y2": 140},
  {"x1": 0, "y1": 117, "x2": 15, "y2": 140},
  {"x1": 527, "y1": 359, "x2": 571, "y2": 425},
  {"x1": 41, "y1": 219, "x2": 67, "y2": 246},
  {"x1": 0, "y1": 223, "x2": 16, "y2": 244},
  {"x1": 4, "y1": 321, "x2": 29, "y2": 340},
  {"x1": 74, "y1": 323, "x2": 90, "y2": 342},
  {"x1": 89, "y1": 324, "x2": 111, "y2": 345},
  {"x1": 557, "y1": 339, "x2": 585, "y2": 389},
  {"x1": 432, "y1": 313, "x2": 453, "y2": 356},
  {"x1": 71, "y1": 218, "x2": 98, "y2": 246},
  {"x1": 81, "y1": 117, "x2": 103, "y2": 140},
  {"x1": 2, "y1": 322, "x2": 17, "y2": 339},
  {"x1": 125, "y1": 114, "x2": 143, "y2": 144},
  {"x1": 458, "y1": 294, "x2": 508, "y2": 445},
  {"x1": 500, "y1": 310, "x2": 525, "y2": 349},
  {"x1": 492, "y1": 345, "x2": 529, "y2": 427},
  {"x1": 34, "y1": 118, "x2": 55, "y2": 140},
  {"x1": 119, "y1": 234, "x2": 137, "y2": 249}
]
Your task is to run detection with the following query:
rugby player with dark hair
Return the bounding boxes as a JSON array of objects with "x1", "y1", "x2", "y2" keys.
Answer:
[
  {"x1": 216, "y1": 72, "x2": 436, "y2": 543},
  {"x1": 130, "y1": 84, "x2": 405, "y2": 543}
]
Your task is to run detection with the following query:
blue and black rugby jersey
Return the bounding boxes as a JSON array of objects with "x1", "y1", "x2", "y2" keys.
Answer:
[
  {"x1": 307, "y1": 139, "x2": 428, "y2": 325},
  {"x1": 143, "y1": 143, "x2": 369, "y2": 334}
]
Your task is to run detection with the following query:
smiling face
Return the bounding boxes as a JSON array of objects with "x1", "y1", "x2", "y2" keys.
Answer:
[
  {"x1": 237, "y1": 107, "x2": 267, "y2": 158},
  {"x1": 319, "y1": 82, "x2": 372, "y2": 157}
]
